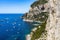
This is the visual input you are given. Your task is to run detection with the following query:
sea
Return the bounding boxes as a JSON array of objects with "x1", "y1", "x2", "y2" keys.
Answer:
[{"x1": 0, "y1": 14, "x2": 34, "y2": 40}]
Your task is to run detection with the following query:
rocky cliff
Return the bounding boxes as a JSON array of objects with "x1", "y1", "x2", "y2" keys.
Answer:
[
  {"x1": 22, "y1": 0, "x2": 48, "y2": 22},
  {"x1": 46, "y1": 0, "x2": 60, "y2": 40},
  {"x1": 23, "y1": 0, "x2": 60, "y2": 40}
]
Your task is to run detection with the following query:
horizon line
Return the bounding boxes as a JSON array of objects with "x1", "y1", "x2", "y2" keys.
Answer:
[{"x1": 0, "y1": 13, "x2": 25, "y2": 14}]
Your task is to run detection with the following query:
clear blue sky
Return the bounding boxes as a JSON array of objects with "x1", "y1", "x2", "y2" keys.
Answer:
[{"x1": 0, "y1": 0, "x2": 35, "y2": 13}]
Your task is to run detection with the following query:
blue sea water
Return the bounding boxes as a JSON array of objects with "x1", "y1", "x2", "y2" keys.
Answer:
[{"x1": 0, "y1": 14, "x2": 34, "y2": 40}]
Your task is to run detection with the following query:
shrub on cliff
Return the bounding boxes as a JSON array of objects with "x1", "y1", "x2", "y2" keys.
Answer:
[{"x1": 31, "y1": 0, "x2": 48, "y2": 8}]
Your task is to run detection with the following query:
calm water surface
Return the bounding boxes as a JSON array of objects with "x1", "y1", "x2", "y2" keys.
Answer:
[{"x1": 0, "y1": 14, "x2": 34, "y2": 40}]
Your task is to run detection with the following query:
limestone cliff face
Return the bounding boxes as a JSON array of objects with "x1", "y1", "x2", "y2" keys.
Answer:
[
  {"x1": 22, "y1": 0, "x2": 48, "y2": 22},
  {"x1": 46, "y1": 0, "x2": 57, "y2": 40},
  {"x1": 23, "y1": 0, "x2": 60, "y2": 40},
  {"x1": 46, "y1": 0, "x2": 60, "y2": 40}
]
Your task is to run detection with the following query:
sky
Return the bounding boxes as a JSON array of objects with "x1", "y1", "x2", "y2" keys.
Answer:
[{"x1": 0, "y1": 0, "x2": 35, "y2": 13}]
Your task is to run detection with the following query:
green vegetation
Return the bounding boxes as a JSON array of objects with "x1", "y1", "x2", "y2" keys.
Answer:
[
  {"x1": 23, "y1": 0, "x2": 49, "y2": 40},
  {"x1": 33, "y1": 12, "x2": 48, "y2": 21},
  {"x1": 38, "y1": 0, "x2": 48, "y2": 4},
  {"x1": 31, "y1": 12, "x2": 49, "y2": 40},
  {"x1": 31, "y1": 21, "x2": 47, "y2": 40},
  {"x1": 39, "y1": 12, "x2": 48, "y2": 22},
  {"x1": 31, "y1": 0, "x2": 48, "y2": 8}
]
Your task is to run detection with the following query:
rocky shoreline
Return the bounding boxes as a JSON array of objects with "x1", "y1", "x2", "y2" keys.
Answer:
[
  {"x1": 23, "y1": 19, "x2": 33, "y2": 22},
  {"x1": 22, "y1": 0, "x2": 60, "y2": 40},
  {"x1": 22, "y1": 0, "x2": 49, "y2": 40},
  {"x1": 26, "y1": 27, "x2": 37, "y2": 40}
]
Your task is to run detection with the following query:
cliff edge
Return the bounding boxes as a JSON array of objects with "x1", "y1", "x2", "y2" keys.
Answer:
[{"x1": 23, "y1": 0, "x2": 60, "y2": 40}]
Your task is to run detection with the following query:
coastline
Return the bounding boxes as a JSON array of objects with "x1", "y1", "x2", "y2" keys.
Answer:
[
  {"x1": 26, "y1": 26, "x2": 41, "y2": 40},
  {"x1": 26, "y1": 27, "x2": 37, "y2": 40},
  {"x1": 23, "y1": 19, "x2": 33, "y2": 22},
  {"x1": 23, "y1": 19, "x2": 44, "y2": 23}
]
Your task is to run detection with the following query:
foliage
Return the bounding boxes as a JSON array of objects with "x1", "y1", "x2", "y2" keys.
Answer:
[
  {"x1": 31, "y1": 0, "x2": 48, "y2": 8},
  {"x1": 31, "y1": 12, "x2": 49, "y2": 40},
  {"x1": 31, "y1": 21, "x2": 47, "y2": 40},
  {"x1": 33, "y1": 12, "x2": 48, "y2": 21}
]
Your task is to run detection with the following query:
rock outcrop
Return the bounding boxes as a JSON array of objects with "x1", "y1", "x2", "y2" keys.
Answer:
[
  {"x1": 22, "y1": 0, "x2": 48, "y2": 22},
  {"x1": 23, "y1": 0, "x2": 60, "y2": 40}
]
